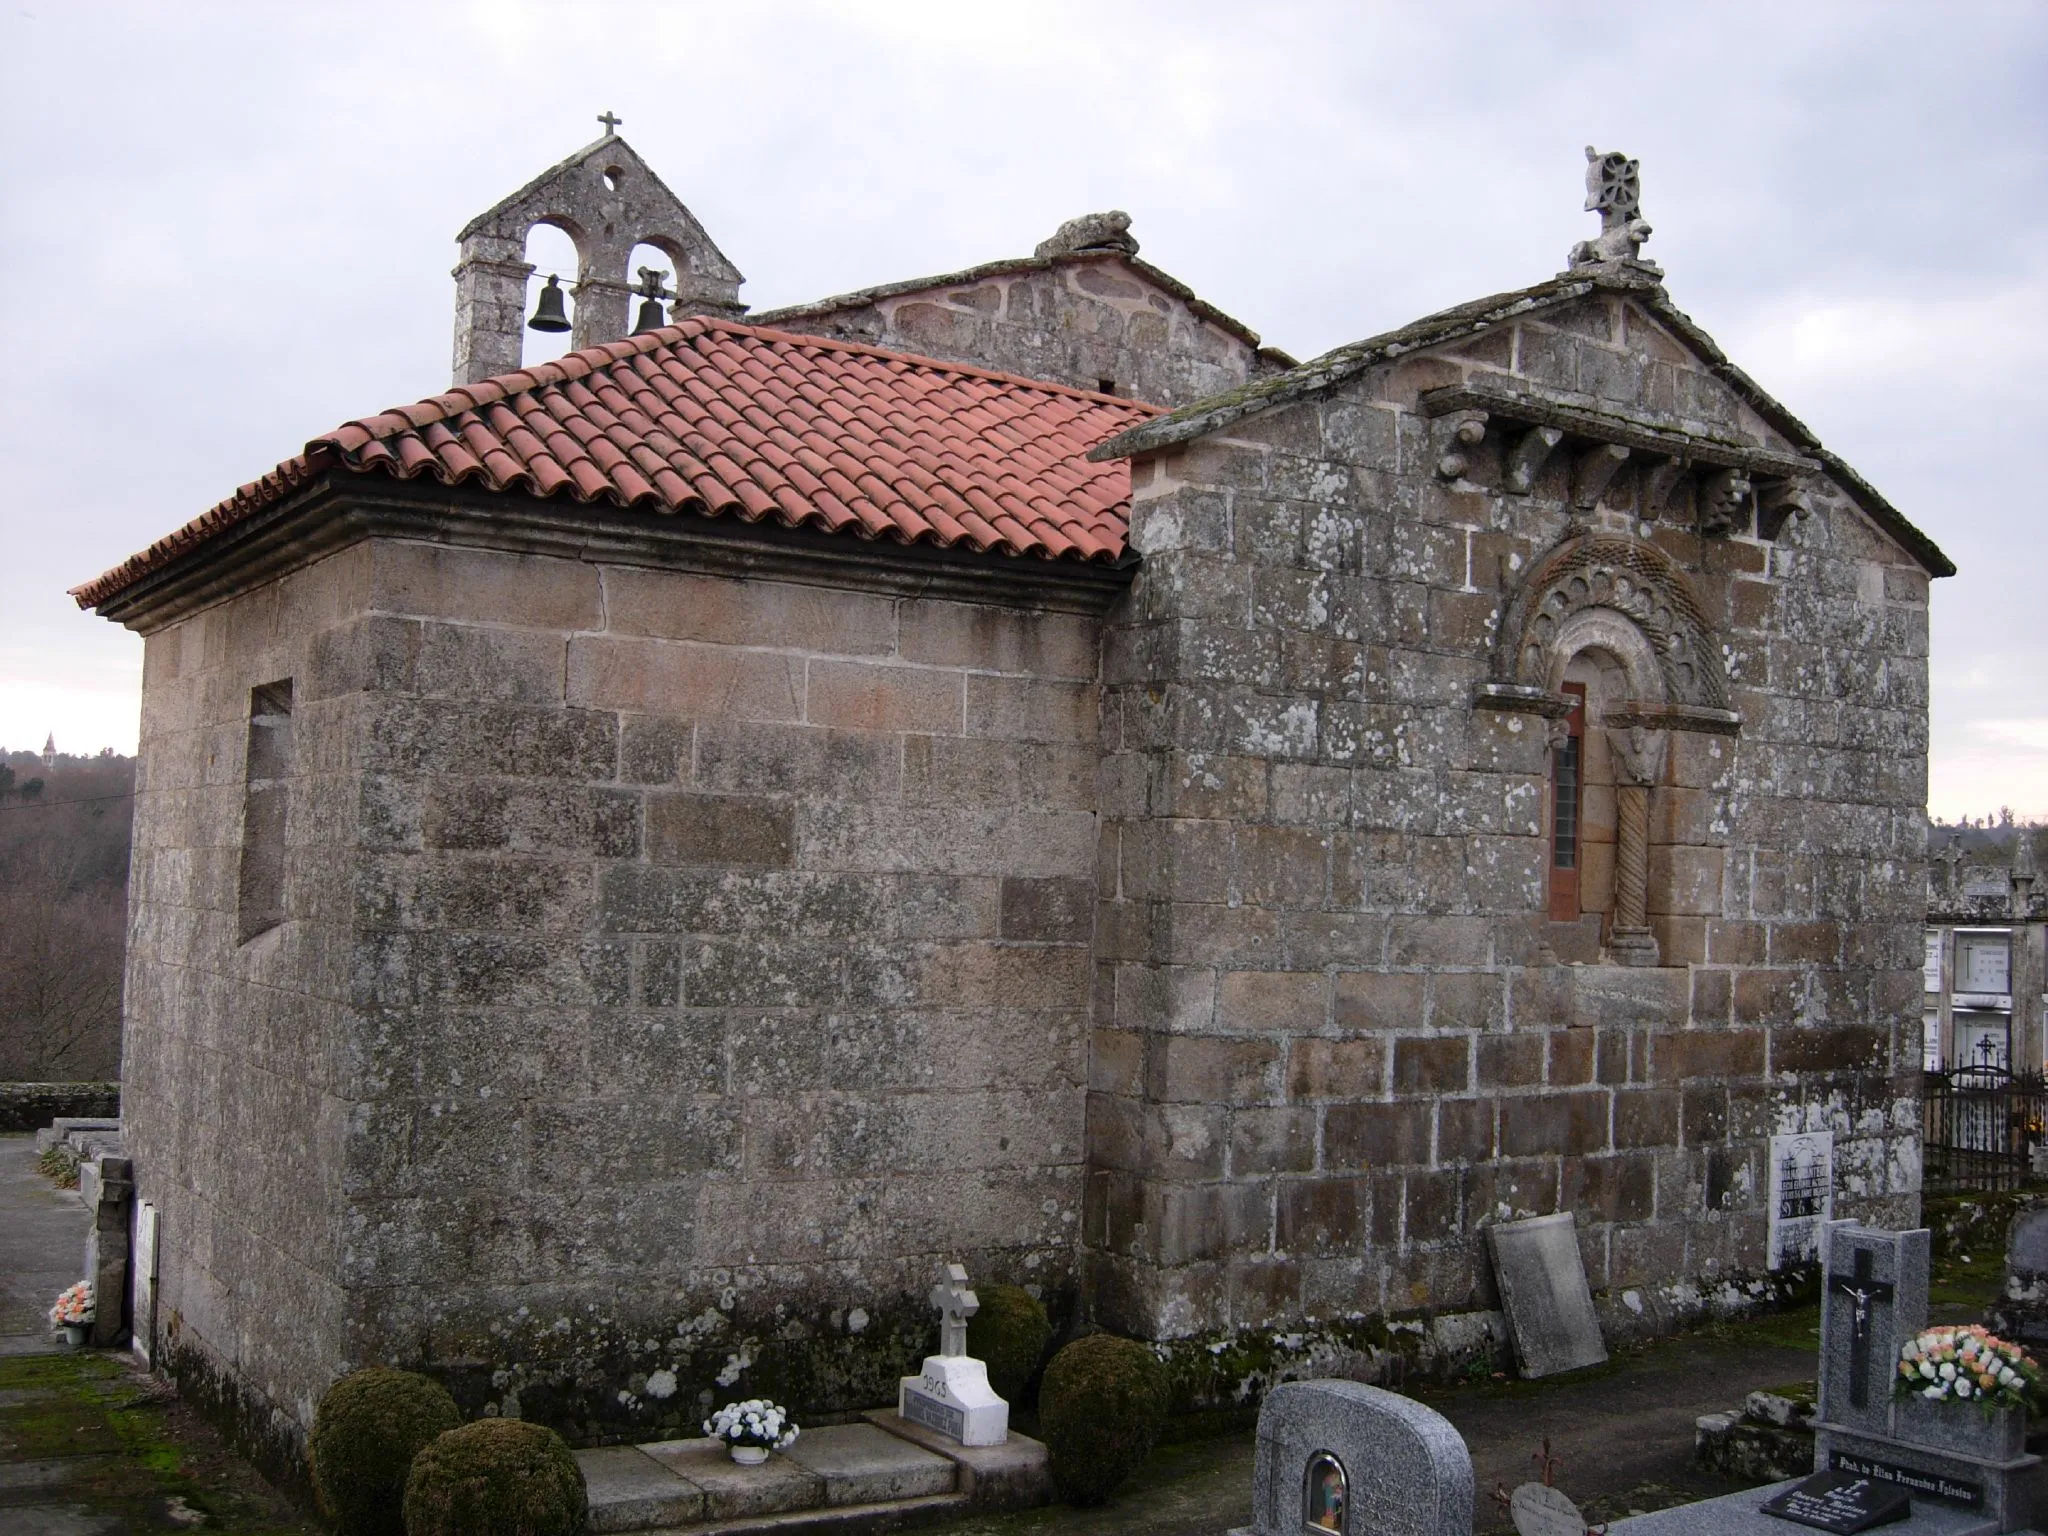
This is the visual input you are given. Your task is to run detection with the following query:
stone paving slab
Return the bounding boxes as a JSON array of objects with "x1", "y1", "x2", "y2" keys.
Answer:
[
  {"x1": 860, "y1": 1409, "x2": 1052, "y2": 1508},
  {"x1": 0, "y1": 1136, "x2": 86, "y2": 1355},
  {"x1": 578, "y1": 1443, "x2": 707, "y2": 1533},
  {"x1": 780, "y1": 1423, "x2": 955, "y2": 1506},
  {"x1": 641, "y1": 1437, "x2": 826, "y2": 1521}
]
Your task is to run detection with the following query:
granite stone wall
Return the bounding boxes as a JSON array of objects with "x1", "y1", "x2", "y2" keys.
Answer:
[
  {"x1": 341, "y1": 540, "x2": 1096, "y2": 1435},
  {"x1": 761, "y1": 254, "x2": 1273, "y2": 409},
  {"x1": 123, "y1": 542, "x2": 370, "y2": 1465},
  {"x1": 1086, "y1": 291, "x2": 1928, "y2": 1340}
]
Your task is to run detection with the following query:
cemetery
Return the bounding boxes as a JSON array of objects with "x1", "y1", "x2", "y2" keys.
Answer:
[{"x1": 7, "y1": 34, "x2": 2039, "y2": 1536}]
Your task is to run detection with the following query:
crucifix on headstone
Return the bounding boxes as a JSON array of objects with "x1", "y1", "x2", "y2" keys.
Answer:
[
  {"x1": 598, "y1": 110, "x2": 623, "y2": 136},
  {"x1": 930, "y1": 1263, "x2": 978, "y2": 1358},
  {"x1": 1828, "y1": 1246, "x2": 1896, "y2": 1410}
]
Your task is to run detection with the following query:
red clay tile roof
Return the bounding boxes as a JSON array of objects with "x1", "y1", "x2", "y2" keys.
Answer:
[{"x1": 73, "y1": 317, "x2": 1162, "y2": 610}]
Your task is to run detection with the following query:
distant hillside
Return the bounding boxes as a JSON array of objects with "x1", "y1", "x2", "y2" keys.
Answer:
[{"x1": 0, "y1": 748, "x2": 134, "y2": 1080}]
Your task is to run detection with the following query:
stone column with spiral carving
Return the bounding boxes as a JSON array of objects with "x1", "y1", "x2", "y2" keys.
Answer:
[{"x1": 1606, "y1": 725, "x2": 1667, "y2": 967}]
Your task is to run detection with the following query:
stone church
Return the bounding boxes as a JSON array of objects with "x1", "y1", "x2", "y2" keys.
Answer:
[{"x1": 77, "y1": 130, "x2": 1950, "y2": 1463}]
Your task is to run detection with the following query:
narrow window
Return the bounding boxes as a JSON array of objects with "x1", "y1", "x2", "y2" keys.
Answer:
[
  {"x1": 236, "y1": 680, "x2": 293, "y2": 942},
  {"x1": 1547, "y1": 682, "x2": 1586, "y2": 922}
]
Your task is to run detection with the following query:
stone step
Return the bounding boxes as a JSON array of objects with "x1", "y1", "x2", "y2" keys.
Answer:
[{"x1": 578, "y1": 1417, "x2": 1049, "y2": 1536}]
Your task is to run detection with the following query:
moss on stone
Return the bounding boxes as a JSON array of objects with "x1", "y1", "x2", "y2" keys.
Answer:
[
  {"x1": 402, "y1": 1418, "x2": 588, "y2": 1536},
  {"x1": 310, "y1": 1367, "x2": 462, "y2": 1536},
  {"x1": 1039, "y1": 1333, "x2": 1169, "y2": 1505}
]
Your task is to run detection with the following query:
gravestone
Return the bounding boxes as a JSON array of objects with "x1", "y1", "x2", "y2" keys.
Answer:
[
  {"x1": 897, "y1": 1263, "x2": 1007, "y2": 1447},
  {"x1": 1988, "y1": 1203, "x2": 2048, "y2": 1351},
  {"x1": 131, "y1": 1201, "x2": 159, "y2": 1368},
  {"x1": 1810, "y1": 1220, "x2": 2042, "y2": 1533},
  {"x1": 1231, "y1": 1380, "x2": 1472, "y2": 1536},
  {"x1": 1487, "y1": 1213, "x2": 1607, "y2": 1377}
]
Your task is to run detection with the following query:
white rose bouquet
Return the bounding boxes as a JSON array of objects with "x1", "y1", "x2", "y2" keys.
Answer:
[
  {"x1": 49, "y1": 1281, "x2": 94, "y2": 1328},
  {"x1": 1897, "y1": 1325, "x2": 2040, "y2": 1415},
  {"x1": 704, "y1": 1398, "x2": 799, "y2": 1452}
]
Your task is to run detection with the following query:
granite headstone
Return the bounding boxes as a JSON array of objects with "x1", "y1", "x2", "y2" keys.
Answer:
[
  {"x1": 897, "y1": 1263, "x2": 1007, "y2": 1446},
  {"x1": 1232, "y1": 1380, "x2": 1472, "y2": 1536},
  {"x1": 1811, "y1": 1220, "x2": 2043, "y2": 1533},
  {"x1": 1487, "y1": 1213, "x2": 1608, "y2": 1377},
  {"x1": 1988, "y1": 1203, "x2": 2048, "y2": 1351}
]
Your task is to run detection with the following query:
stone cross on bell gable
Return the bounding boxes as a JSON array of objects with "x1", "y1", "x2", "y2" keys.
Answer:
[
  {"x1": 598, "y1": 110, "x2": 622, "y2": 136},
  {"x1": 1815, "y1": 1222, "x2": 1929, "y2": 1439},
  {"x1": 930, "y1": 1263, "x2": 978, "y2": 1358}
]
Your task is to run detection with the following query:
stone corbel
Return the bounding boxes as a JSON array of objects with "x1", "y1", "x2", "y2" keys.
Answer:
[
  {"x1": 1504, "y1": 426, "x2": 1565, "y2": 494},
  {"x1": 1696, "y1": 468, "x2": 1751, "y2": 538},
  {"x1": 1642, "y1": 455, "x2": 1689, "y2": 517},
  {"x1": 1756, "y1": 480, "x2": 1812, "y2": 543},
  {"x1": 1436, "y1": 414, "x2": 1488, "y2": 480},
  {"x1": 1572, "y1": 443, "x2": 1631, "y2": 511}
]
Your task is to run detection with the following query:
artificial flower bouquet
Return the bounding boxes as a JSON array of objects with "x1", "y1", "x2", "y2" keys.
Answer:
[
  {"x1": 49, "y1": 1281, "x2": 94, "y2": 1329},
  {"x1": 1897, "y1": 1325, "x2": 2040, "y2": 1414},
  {"x1": 703, "y1": 1398, "x2": 799, "y2": 1452}
]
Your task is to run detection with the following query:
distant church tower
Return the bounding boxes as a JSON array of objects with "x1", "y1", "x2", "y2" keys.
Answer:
[
  {"x1": 450, "y1": 114, "x2": 746, "y2": 385},
  {"x1": 41, "y1": 733, "x2": 55, "y2": 769}
]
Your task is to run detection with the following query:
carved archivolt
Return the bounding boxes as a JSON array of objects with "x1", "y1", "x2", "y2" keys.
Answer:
[{"x1": 1496, "y1": 536, "x2": 1729, "y2": 711}]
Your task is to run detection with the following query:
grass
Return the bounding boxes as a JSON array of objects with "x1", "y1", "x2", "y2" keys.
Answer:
[{"x1": 0, "y1": 1350, "x2": 311, "y2": 1533}]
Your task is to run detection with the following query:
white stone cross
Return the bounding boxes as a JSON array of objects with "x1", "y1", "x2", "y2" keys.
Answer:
[{"x1": 930, "y1": 1263, "x2": 978, "y2": 1358}]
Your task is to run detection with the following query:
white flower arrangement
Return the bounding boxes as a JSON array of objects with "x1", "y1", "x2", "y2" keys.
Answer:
[
  {"x1": 49, "y1": 1281, "x2": 94, "y2": 1328},
  {"x1": 1897, "y1": 1325, "x2": 2040, "y2": 1415},
  {"x1": 703, "y1": 1398, "x2": 799, "y2": 1451}
]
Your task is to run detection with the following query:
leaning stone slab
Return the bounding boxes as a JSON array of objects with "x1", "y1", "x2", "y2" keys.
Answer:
[
  {"x1": 639, "y1": 1437, "x2": 825, "y2": 1521},
  {"x1": 861, "y1": 1408, "x2": 1051, "y2": 1509},
  {"x1": 1487, "y1": 1212, "x2": 1608, "y2": 1377},
  {"x1": 574, "y1": 1444, "x2": 706, "y2": 1534},
  {"x1": 1233, "y1": 1380, "x2": 1472, "y2": 1536},
  {"x1": 779, "y1": 1423, "x2": 955, "y2": 1506}
]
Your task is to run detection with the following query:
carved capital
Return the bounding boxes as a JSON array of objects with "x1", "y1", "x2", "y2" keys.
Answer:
[{"x1": 1604, "y1": 724, "x2": 1668, "y2": 787}]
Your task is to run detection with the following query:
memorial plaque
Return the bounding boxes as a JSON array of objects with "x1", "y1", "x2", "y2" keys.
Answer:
[
  {"x1": 1827, "y1": 1450, "x2": 1983, "y2": 1511},
  {"x1": 1760, "y1": 1469, "x2": 1911, "y2": 1532},
  {"x1": 1768, "y1": 1131, "x2": 1834, "y2": 1269}
]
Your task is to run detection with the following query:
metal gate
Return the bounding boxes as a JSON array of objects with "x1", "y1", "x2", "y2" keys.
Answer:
[{"x1": 1922, "y1": 1063, "x2": 2048, "y2": 1194}]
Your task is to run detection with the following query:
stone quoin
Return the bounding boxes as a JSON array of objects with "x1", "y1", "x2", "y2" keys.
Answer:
[{"x1": 73, "y1": 136, "x2": 1950, "y2": 1476}]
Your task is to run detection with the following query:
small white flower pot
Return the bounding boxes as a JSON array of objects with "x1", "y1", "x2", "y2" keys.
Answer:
[
  {"x1": 729, "y1": 1444, "x2": 770, "y2": 1465},
  {"x1": 61, "y1": 1324, "x2": 88, "y2": 1347}
]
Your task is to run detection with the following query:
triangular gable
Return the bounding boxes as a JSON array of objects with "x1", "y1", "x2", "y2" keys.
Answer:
[
  {"x1": 459, "y1": 134, "x2": 742, "y2": 288},
  {"x1": 1093, "y1": 266, "x2": 1952, "y2": 578}
]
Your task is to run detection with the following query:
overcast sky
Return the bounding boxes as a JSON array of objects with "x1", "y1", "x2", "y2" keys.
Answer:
[{"x1": 2, "y1": 2, "x2": 2042, "y2": 818}]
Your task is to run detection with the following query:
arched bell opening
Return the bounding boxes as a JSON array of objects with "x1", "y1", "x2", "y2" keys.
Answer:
[{"x1": 521, "y1": 220, "x2": 584, "y2": 368}]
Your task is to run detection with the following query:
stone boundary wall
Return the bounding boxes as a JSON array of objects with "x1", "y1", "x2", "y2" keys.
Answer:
[{"x1": 0, "y1": 1081, "x2": 120, "y2": 1133}]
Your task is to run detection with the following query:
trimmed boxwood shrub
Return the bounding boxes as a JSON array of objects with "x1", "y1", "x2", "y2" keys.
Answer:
[
  {"x1": 403, "y1": 1418, "x2": 588, "y2": 1536},
  {"x1": 966, "y1": 1283, "x2": 1052, "y2": 1404},
  {"x1": 310, "y1": 1367, "x2": 462, "y2": 1536},
  {"x1": 1038, "y1": 1332, "x2": 1169, "y2": 1505}
]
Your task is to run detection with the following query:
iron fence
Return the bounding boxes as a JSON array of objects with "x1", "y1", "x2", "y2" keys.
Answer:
[{"x1": 1922, "y1": 1062, "x2": 2048, "y2": 1194}]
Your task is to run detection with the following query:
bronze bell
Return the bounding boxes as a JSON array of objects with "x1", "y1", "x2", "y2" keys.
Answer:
[
  {"x1": 631, "y1": 297, "x2": 667, "y2": 334},
  {"x1": 527, "y1": 275, "x2": 572, "y2": 333}
]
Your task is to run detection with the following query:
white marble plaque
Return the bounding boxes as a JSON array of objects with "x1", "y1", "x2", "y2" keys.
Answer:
[
  {"x1": 1959, "y1": 933, "x2": 2011, "y2": 993},
  {"x1": 1768, "y1": 1131, "x2": 1833, "y2": 1269},
  {"x1": 1923, "y1": 930, "x2": 1943, "y2": 993}
]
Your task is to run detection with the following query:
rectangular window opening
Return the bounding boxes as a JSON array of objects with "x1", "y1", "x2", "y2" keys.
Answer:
[
  {"x1": 1547, "y1": 682, "x2": 1586, "y2": 922},
  {"x1": 236, "y1": 679, "x2": 293, "y2": 943}
]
